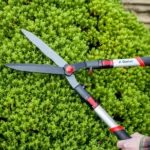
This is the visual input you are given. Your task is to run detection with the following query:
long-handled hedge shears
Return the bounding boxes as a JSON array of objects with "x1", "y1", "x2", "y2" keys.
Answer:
[{"x1": 5, "y1": 29, "x2": 150, "y2": 141}]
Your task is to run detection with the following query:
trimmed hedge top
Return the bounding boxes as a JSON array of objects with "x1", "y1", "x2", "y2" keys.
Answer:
[{"x1": 0, "y1": 0, "x2": 150, "y2": 149}]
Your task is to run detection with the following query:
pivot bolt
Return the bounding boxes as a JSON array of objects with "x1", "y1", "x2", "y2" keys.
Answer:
[{"x1": 65, "y1": 65, "x2": 74, "y2": 74}]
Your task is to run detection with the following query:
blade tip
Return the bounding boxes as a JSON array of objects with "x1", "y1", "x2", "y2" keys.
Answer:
[
  {"x1": 4, "y1": 63, "x2": 9, "y2": 66},
  {"x1": 21, "y1": 29, "x2": 27, "y2": 33},
  {"x1": 4, "y1": 64, "x2": 12, "y2": 68}
]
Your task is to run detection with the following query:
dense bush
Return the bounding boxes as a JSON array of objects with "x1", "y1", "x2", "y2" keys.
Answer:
[{"x1": 1, "y1": 0, "x2": 150, "y2": 149}]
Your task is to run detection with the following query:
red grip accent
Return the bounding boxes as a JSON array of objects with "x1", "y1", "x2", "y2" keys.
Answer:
[
  {"x1": 102, "y1": 60, "x2": 113, "y2": 66},
  {"x1": 110, "y1": 126, "x2": 123, "y2": 132},
  {"x1": 87, "y1": 97, "x2": 98, "y2": 108},
  {"x1": 136, "y1": 57, "x2": 145, "y2": 67}
]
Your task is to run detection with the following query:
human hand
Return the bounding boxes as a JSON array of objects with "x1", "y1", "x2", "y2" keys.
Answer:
[{"x1": 117, "y1": 132, "x2": 144, "y2": 150}]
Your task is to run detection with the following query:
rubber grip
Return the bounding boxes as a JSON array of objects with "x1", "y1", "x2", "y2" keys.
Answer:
[
  {"x1": 85, "y1": 60, "x2": 100, "y2": 69},
  {"x1": 113, "y1": 129, "x2": 131, "y2": 140},
  {"x1": 140, "y1": 57, "x2": 150, "y2": 66}
]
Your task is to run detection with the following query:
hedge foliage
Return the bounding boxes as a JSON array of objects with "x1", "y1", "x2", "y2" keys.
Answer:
[{"x1": 1, "y1": 0, "x2": 150, "y2": 149}]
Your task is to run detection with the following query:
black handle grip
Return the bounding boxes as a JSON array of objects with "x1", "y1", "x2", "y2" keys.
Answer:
[
  {"x1": 85, "y1": 60, "x2": 113, "y2": 69},
  {"x1": 110, "y1": 126, "x2": 131, "y2": 140},
  {"x1": 140, "y1": 57, "x2": 150, "y2": 66},
  {"x1": 113, "y1": 129, "x2": 131, "y2": 140}
]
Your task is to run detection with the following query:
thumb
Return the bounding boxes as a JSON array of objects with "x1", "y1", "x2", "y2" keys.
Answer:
[{"x1": 117, "y1": 140, "x2": 127, "y2": 148}]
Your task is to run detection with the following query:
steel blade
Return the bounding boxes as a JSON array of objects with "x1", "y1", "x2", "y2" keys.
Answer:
[
  {"x1": 5, "y1": 63, "x2": 65, "y2": 74},
  {"x1": 21, "y1": 29, "x2": 79, "y2": 88},
  {"x1": 66, "y1": 75, "x2": 79, "y2": 88},
  {"x1": 21, "y1": 29, "x2": 67, "y2": 67}
]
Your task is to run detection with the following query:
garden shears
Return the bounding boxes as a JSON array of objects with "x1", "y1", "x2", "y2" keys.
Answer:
[{"x1": 5, "y1": 29, "x2": 150, "y2": 141}]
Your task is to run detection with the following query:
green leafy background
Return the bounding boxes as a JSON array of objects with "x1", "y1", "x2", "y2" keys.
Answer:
[{"x1": 0, "y1": 0, "x2": 150, "y2": 149}]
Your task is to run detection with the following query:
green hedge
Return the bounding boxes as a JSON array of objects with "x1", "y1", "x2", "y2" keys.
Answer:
[{"x1": 1, "y1": 0, "x2": 150, "y2": 149}]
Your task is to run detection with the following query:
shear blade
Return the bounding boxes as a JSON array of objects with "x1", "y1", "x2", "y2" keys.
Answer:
[
  {"x1": 20, "y1": 29, "x2": 79, "y2": 88},
  {"x1": 21, "y1": 29, "x2": 67, "y2": 67},
  {"x1": 5, "y1": 64, "x2": 65, "y2": 74}
]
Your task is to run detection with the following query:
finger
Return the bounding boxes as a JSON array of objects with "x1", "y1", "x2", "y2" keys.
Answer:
[
  {"x1": 122, "y1": 145, "x2": 130, "y2": 150},
  {"x1": 117, "y1": 140, "x2": 127, "y2": 148}
]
